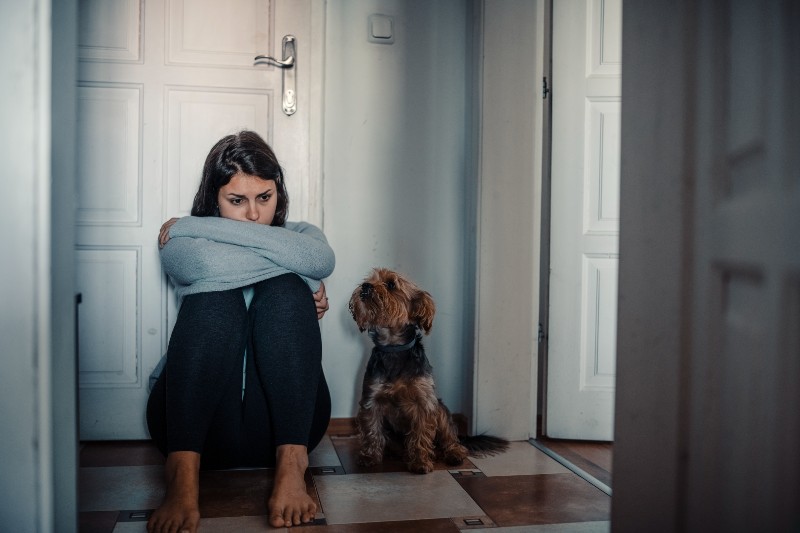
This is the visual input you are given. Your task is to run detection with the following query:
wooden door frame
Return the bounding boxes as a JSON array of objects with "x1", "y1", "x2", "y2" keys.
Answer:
[
  {"x1": 1, "y1": 0, "x2": 79, "y2": 529},
  {"x1": 612, "y1": 1, "x2": 691, "y2": 529},
  {"x1": 536, "y1": 0, "x2": 554, "y2": 440}
]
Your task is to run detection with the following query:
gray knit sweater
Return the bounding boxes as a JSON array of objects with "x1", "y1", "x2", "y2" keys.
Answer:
[
  {"x1": 160, "y1": 216, "x2": 335, "y2": 300},
  {"x1": 150, "y1": 216, "x2": 334, "y2": 390}
]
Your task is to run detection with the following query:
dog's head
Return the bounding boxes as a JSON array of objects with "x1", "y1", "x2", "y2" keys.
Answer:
[{"x1": 348, "y1": 268, "x2": 435, "y2": 335}]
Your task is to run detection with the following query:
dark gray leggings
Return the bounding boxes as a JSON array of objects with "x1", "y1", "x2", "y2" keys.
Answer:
[{"x1": 146, "y1": 273, "x2": 331, "y2": 469}]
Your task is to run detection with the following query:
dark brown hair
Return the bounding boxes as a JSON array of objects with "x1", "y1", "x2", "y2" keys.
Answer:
[{"x1": 191, "y1": 130, "x2": 289, "y2": 226}]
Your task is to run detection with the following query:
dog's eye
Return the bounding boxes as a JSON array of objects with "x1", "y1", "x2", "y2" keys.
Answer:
[{"x1": 386, "y1": 280, "x2": 396, "y2": 290}]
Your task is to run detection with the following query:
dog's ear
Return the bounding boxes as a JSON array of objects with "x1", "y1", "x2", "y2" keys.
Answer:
[
  {"x1": 348, "y1": 299, "x2": 366, "y2": 332},
  {"x1": 411, "y1": 290, "x2": 435, "y2": 334}
]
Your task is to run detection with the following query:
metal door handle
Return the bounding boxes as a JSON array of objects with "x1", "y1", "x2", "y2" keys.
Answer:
[{"x1": 255, "y1": 35, "x2": 297, "y2": 116}]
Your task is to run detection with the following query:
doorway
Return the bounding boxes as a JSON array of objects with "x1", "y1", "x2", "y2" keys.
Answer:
[{"x1": 538, "y1": 0, "x2": 621, "y2": 443}]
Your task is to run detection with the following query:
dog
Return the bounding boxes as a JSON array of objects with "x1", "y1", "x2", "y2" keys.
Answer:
[{"x1": 348, "y1": 267, "x2": 508, "y2": 474}]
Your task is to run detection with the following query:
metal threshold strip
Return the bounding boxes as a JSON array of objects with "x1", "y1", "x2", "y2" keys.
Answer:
[{"x1": 528, "y1": 438, "x2": 612, "y2": 497}]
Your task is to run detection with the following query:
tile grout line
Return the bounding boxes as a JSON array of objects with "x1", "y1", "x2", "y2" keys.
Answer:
[{"x1": 528, "y1": 438, "x2": 612, "y2": 496}]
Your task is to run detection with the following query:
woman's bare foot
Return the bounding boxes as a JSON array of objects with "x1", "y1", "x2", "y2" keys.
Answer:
[
  {"x1": 268, "y1": 444, "x2": 317, "y2": 528},
  {"x1": 148, "y1": 451, "x2": 201, "y2": 533}
]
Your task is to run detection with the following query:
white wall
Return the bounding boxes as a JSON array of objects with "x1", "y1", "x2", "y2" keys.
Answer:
[{"x1": 322, "y1": 0, "x2": 474, "y2": 418}]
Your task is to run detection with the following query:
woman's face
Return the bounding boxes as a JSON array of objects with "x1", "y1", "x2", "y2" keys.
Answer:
[{"x1": 217, "y1": 172, "x2": 278, "y2": 225}]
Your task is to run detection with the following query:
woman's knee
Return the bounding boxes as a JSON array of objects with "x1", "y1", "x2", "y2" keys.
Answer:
[
  {"x1": 252, "y1": 274, "x2": 315, "y2": 312},
  {"x1": 256, "y1": 273, "x2": 308, "y2": 295},
  {"x1": 176, "y1": 290, "x2": 247, "y2": 330},
  {"x1": 169, "y1": 289, "x2": 249, "y2": 359},
  {"x1": 181, "y1": 289, "x2": 247, "y2": 317}
]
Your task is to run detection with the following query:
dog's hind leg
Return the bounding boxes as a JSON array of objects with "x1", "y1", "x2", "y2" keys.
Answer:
[{"x1": 434, "y1": 402, "x2": 468, "y2": 466}]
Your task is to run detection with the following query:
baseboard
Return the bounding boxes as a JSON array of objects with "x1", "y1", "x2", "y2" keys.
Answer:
[
  {"x1": 327, "y1": 414, "x2": 469, "y2": 437},
  {"x1": 326, "y1": 418, "x2": 357, "y2": 436}
]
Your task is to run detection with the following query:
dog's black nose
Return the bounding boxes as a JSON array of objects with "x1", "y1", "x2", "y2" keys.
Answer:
[{"x1": 360, "y1": 283, "x2": 373, "y2": 299}]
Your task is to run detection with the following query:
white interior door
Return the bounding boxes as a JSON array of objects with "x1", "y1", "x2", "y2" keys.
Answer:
[
  {"x1": 546, "y1": 0, "x2": 621, "y2": 440},
  {"x1": 76, "y1": 0, "x2": 321, "y2": 440}
]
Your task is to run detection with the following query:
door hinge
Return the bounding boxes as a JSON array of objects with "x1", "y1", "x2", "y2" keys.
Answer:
[
  {"x1": 542, "y1": 76, "x2": 550, "y2": 99},
  {"x1": 538, "y1": 323, "x2": 546, "y2": 344}
]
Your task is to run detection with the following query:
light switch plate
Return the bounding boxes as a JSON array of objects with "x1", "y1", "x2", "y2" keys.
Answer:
[{"x1": 368, "y1": 14, "x2": 394, "y2": 44}]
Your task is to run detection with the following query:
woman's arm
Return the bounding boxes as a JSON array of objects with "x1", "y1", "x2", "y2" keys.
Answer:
[
  {"x1": 160, "y1": 236, "x2": 285, "y2": 287},
  {"x1": 166, "y1": 217, "x2": 335, "y2": 280}
]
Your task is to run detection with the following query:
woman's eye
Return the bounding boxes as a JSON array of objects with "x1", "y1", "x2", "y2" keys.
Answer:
[
  {"x1": 230, "y1": 198, "x2": 242, "y2": 205},
  {"x1": 259, "y1": 194, "x2": 272, "y2": 201},
  {"x1": 386, "y1": 280, "x2": 396, "y2": 290}
]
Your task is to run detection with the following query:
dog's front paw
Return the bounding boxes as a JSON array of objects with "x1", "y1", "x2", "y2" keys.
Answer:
[
  {"x1": 443, "y1": 444, "x2": 468, "y2": 466},
  {"x1": 357, "y1": 452, "x2": 381, "y2": 467},
  {"x1": 408, "y1": 460, "x2": 434, "y2": 474}
]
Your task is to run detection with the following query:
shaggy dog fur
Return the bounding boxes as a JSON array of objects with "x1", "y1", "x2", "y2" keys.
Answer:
[{"x1": 349, "y1": 268, "x2": 508, "y2": 474}]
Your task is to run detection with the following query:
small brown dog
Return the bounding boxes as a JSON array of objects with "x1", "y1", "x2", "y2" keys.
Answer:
[{"x1": 349, "y1": 267, "x2": 508, "y2": 474}]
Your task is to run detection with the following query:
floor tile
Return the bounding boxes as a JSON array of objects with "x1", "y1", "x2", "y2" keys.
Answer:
[
  {"x1": 198, "y1": 468, "x2": 273, "y2": 518},
  {"x1": 470, "y1": 522, "x2": 610, "y2": 533},
  {"x1": 198, "y1": 468, "x2": 321, "y2": 520},
  {"x1": 93, "y1": 470, "x2": 325, "y2": 531},
  {"x1": 534, "y1": 439, "x2": 612, "y2": 488},
  {"x1": 315, "y1": 470, "x2": 485, "y2": 525},
  {"x1": 80, "y1": 441, "x2": 164, "y2": 467},
  {"x1": 112, "y1": 522, "x2": 147, "y2": 532},
  {"x1": 458, "y1": 473, "x2": 610, "y2": 527},
  {"x1": 294, "y1": 518, "x2": 462, "y2": 532},
  {"x1": 468, "y1": 442, "x2": 570, "y2": 477},
  {"x1": 309, "y1": 435, "x2": 341, "y2": 468},
  {"x1": 114, "y1": 514, "x2": 279, "y2": 532},
  {"x1": 78, "y1": 510, "x2": 119, "y2": 533},
  {"x1": 331, "y1": 435, "x2": 476, "y2": 475},
  {"x1": 79, "y1": 465, "x2": 164, "y2": 512}
]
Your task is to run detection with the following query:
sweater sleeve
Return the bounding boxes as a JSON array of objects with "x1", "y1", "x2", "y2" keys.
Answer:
[
  {"x1": 167, "y1": 217, "x2": 335, "y2": 280},
  {"x1": 160, "y1": 236, "x2": 279, "y2": 287}
]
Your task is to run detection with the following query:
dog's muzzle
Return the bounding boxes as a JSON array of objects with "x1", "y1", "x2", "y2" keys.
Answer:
[{"x1": 360, "y1": 283, "x2": 373, "y2": 300}]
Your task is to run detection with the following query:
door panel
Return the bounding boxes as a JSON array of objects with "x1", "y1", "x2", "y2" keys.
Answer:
[
  {"x1": 166, "y1": 0, "x2": 270, "y2": 66},
  {"x1": 546, "y1": 0, "x2": 621, "y2": 440},
  {"x1": 77, "y1": 0, "x2": 317, "y2": 439}
]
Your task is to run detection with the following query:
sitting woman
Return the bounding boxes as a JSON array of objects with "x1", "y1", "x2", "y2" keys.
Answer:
[{"x1": 146, "y1": 130, "x2": 335, "y2": 532}]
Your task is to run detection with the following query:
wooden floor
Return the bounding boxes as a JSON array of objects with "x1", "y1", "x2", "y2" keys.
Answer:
[
  {"x1": 78, "y1": 434, "x2": 613, "y2": 532},
  {"x1": 535, "y1": 437, "x2": 613, "y2": 489}
]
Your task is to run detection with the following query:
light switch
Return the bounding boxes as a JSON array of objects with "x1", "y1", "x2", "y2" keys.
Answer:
[{"x1": 368, "y1": 14, "x2": 394, "y2": 44}]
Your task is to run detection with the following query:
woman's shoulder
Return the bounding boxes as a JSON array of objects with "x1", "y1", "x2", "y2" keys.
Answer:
[
  {"x1": 283, "y1": 220, "x2": 316, "y2": 230},
  {"x1": 283, "y1": 220, "x2": 324, "y2": 235}
]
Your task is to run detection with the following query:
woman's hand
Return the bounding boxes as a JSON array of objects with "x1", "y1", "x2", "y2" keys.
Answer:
[
  {"x1": 159, "y1": 218, "x2": 180, "y2": 249},
  {"x1": 313, "y1": 282, "x2": 330, "y2": 320}
]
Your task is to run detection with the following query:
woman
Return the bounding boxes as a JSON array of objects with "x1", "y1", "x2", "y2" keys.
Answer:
[{"x1": 146, "y1": 131, "x2": 335, "y2": 532}]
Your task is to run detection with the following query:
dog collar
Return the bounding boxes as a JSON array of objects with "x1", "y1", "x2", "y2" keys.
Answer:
[{"x1": 376, "y1": 331, "x2": 420, "y2": 352}]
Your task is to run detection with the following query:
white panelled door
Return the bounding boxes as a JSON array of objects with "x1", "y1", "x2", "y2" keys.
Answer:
[
  {"x1": 77, "y1": 0, "x2": 321, "y2": 439},
  {"x1": 546, "y1": 0, "x2": 621, "y2": 440}
]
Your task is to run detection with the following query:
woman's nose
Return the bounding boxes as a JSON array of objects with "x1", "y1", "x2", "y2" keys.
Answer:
[{"x1": 245, "y1": 202, "x2": 259, "y2": 221}]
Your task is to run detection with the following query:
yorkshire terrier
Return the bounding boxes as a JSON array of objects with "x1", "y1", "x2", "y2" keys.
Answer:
[{"x1": 348, "y1": 268, "x2": 508, "y2": 474}]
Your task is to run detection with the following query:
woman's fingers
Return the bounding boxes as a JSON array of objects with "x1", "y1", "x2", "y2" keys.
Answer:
[
  {"x1": 158, "y1": 217, "x2": 180, "y2": 248},
  {"x1": 314, "y1": 283, "x2": 329, "y2": 319}
]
